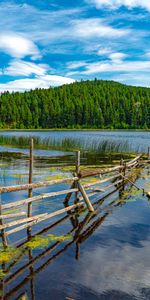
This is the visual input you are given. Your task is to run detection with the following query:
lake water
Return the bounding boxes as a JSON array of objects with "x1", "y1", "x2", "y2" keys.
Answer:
[{"x1": 0, "y1": 131, "x2": 150, "y2": 299}]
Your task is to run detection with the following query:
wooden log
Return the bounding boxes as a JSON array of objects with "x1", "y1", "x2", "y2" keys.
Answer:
[
  {"x1": 0, "y1": 213, "x2": 47, "y2": 230},
  {"x1": 5, "y1": 202, "x2": 84, "y2": 236},
  {"x1": 0, "y1": 212, "x2": 26, "y2": 219},
  {"x1": 2, "y1": 188, "x2": 79, "y2": 210},
  {"x1": 78, "y1": 182, "x2": 94, "y2": 212},
  {"x1": 0, "y1": 176, "x2": 78, "y2": 194}
]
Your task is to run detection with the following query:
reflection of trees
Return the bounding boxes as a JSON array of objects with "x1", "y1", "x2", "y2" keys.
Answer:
[{"x1": 0, "y1": 168, "x2": 142, "y2": 299}]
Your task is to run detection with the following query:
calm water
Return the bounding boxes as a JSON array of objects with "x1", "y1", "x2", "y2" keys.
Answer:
[
  {"x1": 0, "y1": 130, "x2": 150, "y2": 152},
  {"x1": 0, "y1": 133, "x2": 150, "y2": 299}
]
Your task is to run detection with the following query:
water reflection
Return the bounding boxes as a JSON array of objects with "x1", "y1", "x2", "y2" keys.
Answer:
[{"x1": 0, "y1": 155, "x2": 150, "y2": 299}]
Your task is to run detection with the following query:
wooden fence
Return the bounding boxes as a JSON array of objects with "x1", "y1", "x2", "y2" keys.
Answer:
[{"x1": 0, "y1": 139, "x2": 145, "y2": 247}]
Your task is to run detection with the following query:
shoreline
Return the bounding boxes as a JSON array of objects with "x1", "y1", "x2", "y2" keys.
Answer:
[{"x1": 0, "y1": 128, "x2": 150, "y2": 132}]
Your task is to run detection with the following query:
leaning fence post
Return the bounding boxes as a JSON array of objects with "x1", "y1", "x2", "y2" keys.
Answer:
[
  {"x1": 78, "y1": 182, "x2": 94, "y2": 212},
  {"x1": 27, "y1": 138, "x2": 33, "y2": 234}
]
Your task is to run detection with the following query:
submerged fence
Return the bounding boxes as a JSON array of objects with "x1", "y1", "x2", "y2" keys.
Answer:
[{"x1": 0, "y1": 139, "x2": 146, "y2": 247}]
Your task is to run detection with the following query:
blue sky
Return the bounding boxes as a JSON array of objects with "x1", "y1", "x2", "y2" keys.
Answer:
[{"x1": 0, "y1": 0, "x2": 150, "y2": 92}]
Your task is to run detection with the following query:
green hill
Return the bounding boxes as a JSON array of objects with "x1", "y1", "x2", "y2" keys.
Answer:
[{"x1": 0, "y1": 79, "x2": 150, "y2": 129}]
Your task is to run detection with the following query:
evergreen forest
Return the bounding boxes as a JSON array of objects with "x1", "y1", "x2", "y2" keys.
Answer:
[{"x1": 0, "y1": 79, "x2": 150, "y2": 129}]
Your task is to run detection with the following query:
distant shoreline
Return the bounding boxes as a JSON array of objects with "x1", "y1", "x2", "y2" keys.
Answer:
[{"x1": 0, "y1": 128, "x2": 150, "y2": 132}]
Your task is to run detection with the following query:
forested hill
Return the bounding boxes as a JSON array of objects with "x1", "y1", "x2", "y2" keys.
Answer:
[{"x1": 0, "y1": 79, "x2": 150, "y2": 129}]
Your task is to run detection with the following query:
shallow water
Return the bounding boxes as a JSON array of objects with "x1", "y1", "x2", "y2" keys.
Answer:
[{"x1": 0, "y1": 142, "x2": 150, "y2": 299}]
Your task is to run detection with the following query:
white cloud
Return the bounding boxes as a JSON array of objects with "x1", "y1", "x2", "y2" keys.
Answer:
[
  {"x1": 0, "y1": 33, "x2": 40, "y2": 59},
  {"x1": 3, "y1": 60, "x2": 50, "y2": 76},
  {"x1": 0, "y1": 75, "x2": 75, "y2": 93},
  {"x1": 97, "y1": 47, "x2": 113, "y2": 56},
  {"x1": 87, "y1": 0, "x2": 150, "y2": 11},
  {"x1": 72, "y1": 18, "x2": 129, "y2": 38},
  {"x1": 67, "y1": 61, "x2": 87, "y2": 70},
  {"x1": 109, "y1": 52, "x2": 128, "y2": 63},
  {"x1": 72, "y1": 59, "x2": 150, "y2": 75}
]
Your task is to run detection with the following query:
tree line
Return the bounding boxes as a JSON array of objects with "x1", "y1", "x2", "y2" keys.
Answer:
[{"x1": 0, "y1": 79, "x2": 150, "y2": 129}]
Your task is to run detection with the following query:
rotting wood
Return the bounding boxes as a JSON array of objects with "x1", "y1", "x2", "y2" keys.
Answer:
[
  {"x1": 0, "y1": 177, "x2": 78, "y2": 194},
  {"x1": 5, "y1": 202, "x2": 84, "y2": 236}
]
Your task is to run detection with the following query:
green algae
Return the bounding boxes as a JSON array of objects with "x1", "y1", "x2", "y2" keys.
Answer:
[
  {"x1": 0, "y1": 269, "x2": 6, "y2": 279},
  {"x1": 0, "y1": 246, "x2": 20, "y2": 264},
  {"x1": 47, "y1": 234, "x2": 72, "y2": 242},
  {"x1": 25, "y1": 234, "x2": 72, "y2": 250},
  {"x1": 26, "y1": 236, "x2": 50, "y2": 250},
  {"x1": 3, "y1": 208, "x2": 20, "y2": 215},
  {"x1": 44, "y1": 174, "x2": 65, "y2": 181}
]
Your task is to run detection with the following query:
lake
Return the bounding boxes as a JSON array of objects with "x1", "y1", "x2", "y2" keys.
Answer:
[{"x1": 0, "y1": 131, "x2": 150, "y2": 300}]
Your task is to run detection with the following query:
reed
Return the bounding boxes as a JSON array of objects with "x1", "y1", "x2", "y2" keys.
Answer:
[{"x1": 0, "y1": 135, "x2": 135, "y2": 154}]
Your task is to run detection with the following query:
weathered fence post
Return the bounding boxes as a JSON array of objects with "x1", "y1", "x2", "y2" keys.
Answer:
[
  {"x1": 27, "y1": 138, "x2": 33, "y2": 235},
  {"x1": 76, "y1": 151, "x2": 80, "y2": 175}
]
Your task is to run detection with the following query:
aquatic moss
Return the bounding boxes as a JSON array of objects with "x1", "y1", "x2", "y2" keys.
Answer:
[
  {"x1": 47, "y1": 234, "x2": 72, "y2": 242},
  {"x1": 81, "y1": 177, "x2": 99, "y2": 185},
  {"x1": 0, "y1": 246, "x2": 20, "y2": 264},
  {"x1": 26, "y1": 236, "x2": 49, "y2": 250},
  {"x1": 26, "y1": 234, "x2": 72, "y2": 250},
  {"x1": 2, "y1": 208, "x2": 20, "y2": 215},
  {"x1": 44, "y1": 174, "x2": 65, "y2": 181},
  {"x1": 0, "y1": 269, "x2": 5, "y2": 279}
]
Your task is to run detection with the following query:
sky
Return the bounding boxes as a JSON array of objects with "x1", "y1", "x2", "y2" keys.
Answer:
[{"x1": 0, "y1": 0, "x2": 150, "y2": 92}]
